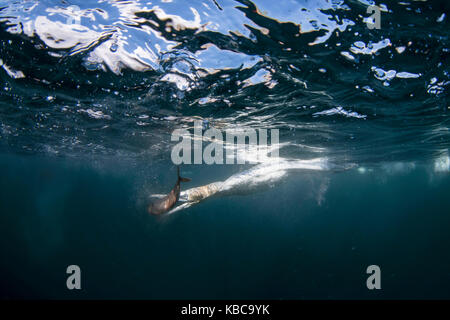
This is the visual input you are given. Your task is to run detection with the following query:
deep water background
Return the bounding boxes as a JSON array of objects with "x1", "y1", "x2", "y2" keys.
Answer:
[
  {"x1": 1, "y1": 154, "x2": 450, "y2": 299},
  {"x1": 0, "y1": 0, "x2": 449, "y2": 299}
]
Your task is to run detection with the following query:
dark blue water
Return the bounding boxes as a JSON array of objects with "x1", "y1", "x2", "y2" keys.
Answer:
[{"x1": 0, "y1": 0, "x2": 449, "y2": 299}]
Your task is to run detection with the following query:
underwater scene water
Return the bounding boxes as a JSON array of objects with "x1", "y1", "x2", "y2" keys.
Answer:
[{"x1": 0, "y1": 0, "x2": 449, "y2": 299}]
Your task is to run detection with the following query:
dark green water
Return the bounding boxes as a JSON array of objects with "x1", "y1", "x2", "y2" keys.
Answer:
[
  {"x1": 0, "y1": 0, "x2": 449, "y2": 299},
  {"x1": 1, "y1": 154, "x2": 450, "y2": 299}
]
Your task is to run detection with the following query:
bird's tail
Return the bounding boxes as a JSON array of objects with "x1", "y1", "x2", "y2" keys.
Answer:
[{"x1": 177, "y1": 166, "x2": 191, "y2": 183}]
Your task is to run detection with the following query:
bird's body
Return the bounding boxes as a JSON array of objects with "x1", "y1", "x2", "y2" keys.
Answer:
[{"x1": 148, "y1": 167, "x2": 190, "y2": 215}]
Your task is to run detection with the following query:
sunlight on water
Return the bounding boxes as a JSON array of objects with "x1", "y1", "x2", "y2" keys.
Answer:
[{"x1": 0, "y1": 0, "x2": 447, "y2": 167}]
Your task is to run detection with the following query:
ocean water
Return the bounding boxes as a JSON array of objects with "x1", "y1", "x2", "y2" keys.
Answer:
[{"x1": 0, "y1": 0, "x2": 449, "y2": 299}]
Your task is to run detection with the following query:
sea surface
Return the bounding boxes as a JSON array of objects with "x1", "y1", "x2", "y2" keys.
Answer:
[{"x1": 0, "y1": 0, "x2": 449, "y2": 299}]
